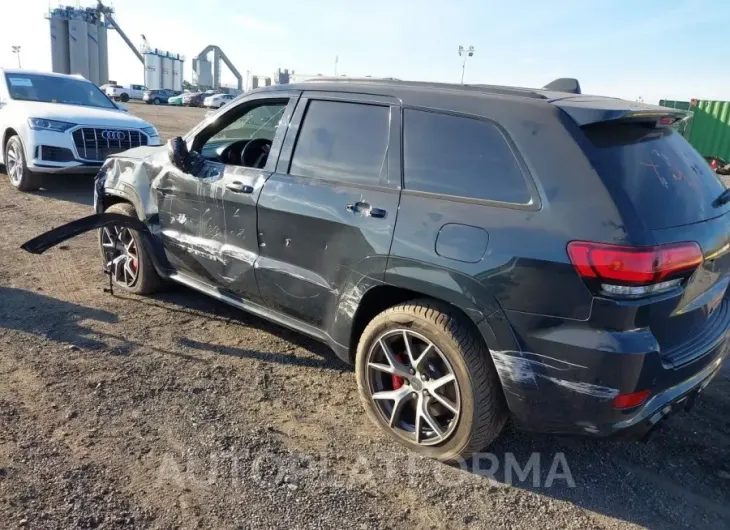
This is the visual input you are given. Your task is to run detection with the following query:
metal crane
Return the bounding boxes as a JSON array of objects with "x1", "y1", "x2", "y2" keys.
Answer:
[
  {"x1": 96, "y1": 0, "x2": 143, "y2": 64},
  {"x1": 195, "y1": 45, "x2": 243, "y2": 91}
]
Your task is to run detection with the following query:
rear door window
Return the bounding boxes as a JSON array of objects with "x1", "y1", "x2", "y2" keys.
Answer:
[
  {"x1": 403, "y1": 109, "x2": 531, "y2": 204},
  {"x1": 582, "y1": 123, "x2": 729, "y2": 229},
  {"x1": 289, "y1": 100, "x2": 390, "y2": 186}
]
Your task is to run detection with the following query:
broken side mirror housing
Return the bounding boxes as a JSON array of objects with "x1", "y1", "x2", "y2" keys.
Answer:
[{"x1": 167, "y1": 137, "x2": 189, "y2": 171}]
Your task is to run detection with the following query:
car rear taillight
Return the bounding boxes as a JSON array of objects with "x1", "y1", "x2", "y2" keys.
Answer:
[
  {"x1": 613, "y1": 389, "x2": 651, "y2": 409},
  {"x1": 567, "y1": 241, "x2": 703, "y2": 297}
]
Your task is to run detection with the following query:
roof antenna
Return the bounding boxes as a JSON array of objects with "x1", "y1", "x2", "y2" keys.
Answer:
[{"x1": 543, "y1": 78, "x2": 581, "y2": 94}]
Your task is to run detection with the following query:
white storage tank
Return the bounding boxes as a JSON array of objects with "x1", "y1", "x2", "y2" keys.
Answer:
[
  {"x1": 172, "y1": 59, "x2": 182, "y2": 92},
  {"x1": 162, "y1": 56, "x2": 173, "y2": 89},
  {"x1": 87, "y1": 22, "x2": 99, "y2": 85},
  {"x1": 49, "y1": 15, "x2": 70, "y2": 74},
  {"x1": 97, "y1": 22, "x2": 109, "y2": 84},
  {"x1": 68, "y1": 18, "x2": 90, "y2": 79},
  {"x1": 144, "y1": 53, "x2": 162, "y2": 90}
]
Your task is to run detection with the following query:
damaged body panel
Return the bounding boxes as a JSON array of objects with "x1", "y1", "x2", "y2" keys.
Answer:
[{"x1": 22, "y1": 79, "x2": 730, "y2": 447}]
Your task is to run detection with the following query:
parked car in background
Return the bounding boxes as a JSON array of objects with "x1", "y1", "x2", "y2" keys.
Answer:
[
  {"x1": 105, "y1": 84, "x2": 147, "y2": 102},
  {"x1": 182, "y1": 92, "x2": 207, "y2": 107},
  {"x1": 705, "y1": 156, "x2": 730, "y2": 175},
  {"x1": 143, "y1": 89, "x2": 180, "y2": 105},
  {"x1": 0, "y1": 69, "x2": 160, "y2": 191},
  {"x1": 22, "y1": 78, "x2": 730, "y2": 461},
  {"x1": 168, "y1": 93, "x2": 184, "y2": 106},
  {"x1": 203, "y1": 93, "x2": 235, "y2": 108}
]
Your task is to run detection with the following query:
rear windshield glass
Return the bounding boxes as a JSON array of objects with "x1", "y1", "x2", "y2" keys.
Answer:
[
  {"x1": 583, "y1": 122, "x2": 729, "y2": 229},
  {"x1": 5, "y1": 73, "x2": 115, "y2": 109}
]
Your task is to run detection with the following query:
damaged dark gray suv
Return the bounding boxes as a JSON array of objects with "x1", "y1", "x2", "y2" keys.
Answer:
[{"x1": 22, "y1": 78, "x2": 730, "y2": 461}]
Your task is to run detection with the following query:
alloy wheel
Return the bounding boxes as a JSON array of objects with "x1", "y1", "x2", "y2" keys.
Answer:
[
  {"x1": 6, "y1": 142, "x2": 22, "y2": 186},
  {"x1": 101, "y1": 226, "x2": 139, "y2": 288},
  {"x1": 366, "y1": 329, "x2": 461, "y2": 446}
]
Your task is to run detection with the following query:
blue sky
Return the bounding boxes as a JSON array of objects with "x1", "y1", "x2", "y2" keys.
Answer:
[{"x1": 2, "y1": 0, "x2": 730, "y2": 104}]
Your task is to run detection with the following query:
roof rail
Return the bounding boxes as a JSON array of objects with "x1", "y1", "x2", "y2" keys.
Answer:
[
  {"x1": 542, "y1": 78, "x2": 581, "y2": 94},
  {"x1": 302, "y1": 76, "x2": 402, "y2": 83}
]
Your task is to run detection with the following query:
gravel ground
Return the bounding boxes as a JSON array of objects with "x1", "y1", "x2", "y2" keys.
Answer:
[{"x1": 0, "y1": 103, "x2": 728, "y2": 530}]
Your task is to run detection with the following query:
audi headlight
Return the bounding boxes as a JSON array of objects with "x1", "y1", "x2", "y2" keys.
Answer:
[
  {"x1": 28, "y1": 118, "x2": 75, "y2": 132},
  {"x1": 142, "y1": 126, "x2": 159, "y2": 138}
]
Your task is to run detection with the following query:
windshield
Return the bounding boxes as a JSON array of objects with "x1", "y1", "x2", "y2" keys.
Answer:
[
  {"x1": 5, "y1": 73, "x2": 116, "y2": 109},
  {"x1": 582, "y1": 122, "x2": 730, "y2": 229}
]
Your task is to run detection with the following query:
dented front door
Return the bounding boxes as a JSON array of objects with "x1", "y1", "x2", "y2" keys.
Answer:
[{"x1": 154, "y1": 94, "x2": 298, "y2": 301}]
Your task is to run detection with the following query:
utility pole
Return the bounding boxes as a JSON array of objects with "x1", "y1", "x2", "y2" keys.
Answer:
[
  {"x1": 458, "y1": 45, "x2": 474, "y2": 84},
  {"x1": 11, "y1": 46, "x2": 21, "y2": 68}
]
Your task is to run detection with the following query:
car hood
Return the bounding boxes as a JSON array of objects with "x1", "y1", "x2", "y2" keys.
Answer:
[
  {"x1": 19, "y1": 101, "x2": 151, "y2": 128},
  {"x1": 108, "y1": 144, "x2": 166, "y2": 161}
]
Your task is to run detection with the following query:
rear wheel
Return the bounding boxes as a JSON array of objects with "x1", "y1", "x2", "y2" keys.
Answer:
[
  {"x1": 355, "y1": 299, "x2": 507, "y2": 461},
  {"x1": 98, "y1": 202, "x2": 161, "y2": 295},
  {"x1": 4, "y1": 135, "x2": 39, "y2": 192},
  {"x1": 120, "y1": 93, "x2": 130, "y2": 102},
  {"x1": 153, "y1": 98, "x2": 161, "y2": 105}
]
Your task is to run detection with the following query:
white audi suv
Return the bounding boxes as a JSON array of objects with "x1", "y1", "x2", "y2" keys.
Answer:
[{"x1": 0, "y1": 69, "x2": 161, "y2": 191}]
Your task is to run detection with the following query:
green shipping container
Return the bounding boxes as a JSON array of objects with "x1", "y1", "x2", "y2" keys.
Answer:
[
  {"x1": 686, "y1": 99, "x2": 730, "y2": 162},
  {"x1": 659, "y1": 98, "x2": 730, "y2": 161}
]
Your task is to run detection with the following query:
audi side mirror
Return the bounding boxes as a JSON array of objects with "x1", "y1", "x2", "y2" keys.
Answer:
[{"x1": 167, "y1": 137, "x2": 189, "y2": 171}]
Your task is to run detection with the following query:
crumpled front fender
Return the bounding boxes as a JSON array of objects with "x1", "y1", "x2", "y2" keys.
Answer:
[{"x1": 20, "y1": 213, "x2": 170, "y2": 276}]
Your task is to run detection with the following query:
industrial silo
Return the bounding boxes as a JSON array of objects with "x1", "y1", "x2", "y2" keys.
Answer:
[
  {"x1": 162, "y1": 55, "x2": 173, "y2": 89},
  {"x1": 87, "y1": 21, "x2": 99, "y2": 85},
  {"x1": 195, "y1": 58, "x2": 212, "y2": 88},
  {"x1": 144, "y1": 52, "x2": 161, "y2": 90},
  {"x1": 97, "y1": 21, "x2": 109, "y2": 84},
  {"x1": 68, "y1": 17, "x2": 90, "y2": 79},
  {"x1": 49, "y1": 12, "x2": 71, "y2": 74},
  {"x1": 172, "y1": 59, "x2": 182, "y2": 92}
]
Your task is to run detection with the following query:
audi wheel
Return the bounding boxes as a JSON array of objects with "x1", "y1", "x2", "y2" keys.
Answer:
[
  {"x1": 355, "y1": 299, "x2": 506, "y2": 461},
  {"x1": 4, "y1": 135, "x2": 39, "y2": 192},
  {"x1": 99, "y1": 203, "x2": 161, "y2": 295}
]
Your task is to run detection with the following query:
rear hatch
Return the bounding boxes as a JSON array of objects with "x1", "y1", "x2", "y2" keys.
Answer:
[{"x1": 558, "y1": 96, "x2": 730, "y2": 366}]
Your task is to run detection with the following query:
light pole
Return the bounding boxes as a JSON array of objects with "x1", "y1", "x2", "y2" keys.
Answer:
[
  {"x1": 458, "y1": 45, "x2": 474, "y2": 84},
  {"x1": 11, "y1": 46, "x2": 21, "y2": 68}
]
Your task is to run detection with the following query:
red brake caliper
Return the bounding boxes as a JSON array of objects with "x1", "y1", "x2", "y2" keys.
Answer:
[{"x1": 392, "y1": 353, "x2": 405, "y2": 390}]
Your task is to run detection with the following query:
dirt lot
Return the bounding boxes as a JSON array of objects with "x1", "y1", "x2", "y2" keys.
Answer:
[{"x1": 1, "y1": 102, "x2": 729, "y2": 529}]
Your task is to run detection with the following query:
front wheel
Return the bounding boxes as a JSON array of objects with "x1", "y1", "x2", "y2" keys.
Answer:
[
  {"x1": 99, "y1": 202, "x2": 161, "y2": 295},
  {"x1": 153, "y1": 98, "x2": 161, "y2": 105},
  {"x1": 120, "y1": 93, "x2": 130, "y2": 102},
  {"x1": 355, "y1": 300, "x2": 507, "y2": 461},
  {"x1": 4, "y1": 135, "x2": 39, "y2": 192}
]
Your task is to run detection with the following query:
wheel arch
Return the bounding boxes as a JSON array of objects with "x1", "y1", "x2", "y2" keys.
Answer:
[{"x1": 2, "y1": 127, "x2": 18, "y2": 150}]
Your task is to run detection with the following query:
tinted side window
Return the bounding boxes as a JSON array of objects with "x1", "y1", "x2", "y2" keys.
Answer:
[
  {"x1": 403, "y1": 109, "x2": 530, "y2": 204},
  {"x1": 290, "y1": 100, "x2": 389, "y2": 186}
]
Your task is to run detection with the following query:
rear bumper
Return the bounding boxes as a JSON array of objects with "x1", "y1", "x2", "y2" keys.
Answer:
[{"x1": 493, "y1": 309, "x2": 730, "y2": 438}]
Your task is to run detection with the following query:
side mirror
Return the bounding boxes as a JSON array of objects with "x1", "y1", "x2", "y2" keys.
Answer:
[{"x1": 167, "y1": 137, "x2": 189, "y2": 171}]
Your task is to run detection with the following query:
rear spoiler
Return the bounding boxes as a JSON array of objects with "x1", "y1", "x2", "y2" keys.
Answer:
[{"x1": 548, "y1": 96, "x2": 693, "y2": 127}]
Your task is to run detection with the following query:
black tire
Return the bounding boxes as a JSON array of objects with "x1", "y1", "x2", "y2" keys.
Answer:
[
  {"x1": 120, "y1": 93, "x2": 130, "y2": 102},
  {"x1": 355, "y1": 299, "x2": 507, "y2": 461},
  {"x1": 99, "y1": 202, "x2": 161, "y2": 295},
  {"x1": 153, "y1": 98, "x2": 160, "y2": 105},
  {"x1": 4, "y1": 135, "x2": 39, "y2": 192}
]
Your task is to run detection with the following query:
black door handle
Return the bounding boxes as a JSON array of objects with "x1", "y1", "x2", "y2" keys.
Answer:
[
  {"x1": 226, "y1": 181, "x2": 254, "y2": 193},
  {"x1": 346, "y1": 202, "x2": 386, "y2": 218},
  {"x1": 368, "y1": 207, "x2": 387, "y2": 218}
]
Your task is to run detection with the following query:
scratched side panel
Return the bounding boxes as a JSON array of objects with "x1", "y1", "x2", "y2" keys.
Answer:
[{"x1": 255, "y1": 175, "x2": 400, "y2": 329}]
